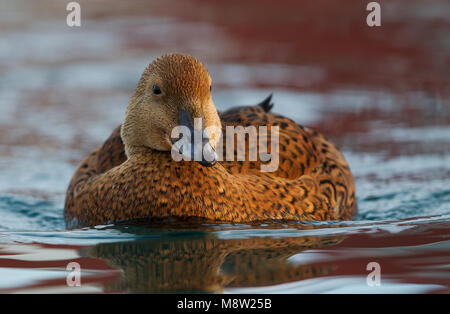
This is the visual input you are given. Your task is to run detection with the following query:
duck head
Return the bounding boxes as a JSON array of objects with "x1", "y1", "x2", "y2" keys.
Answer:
[{"x1": 121, "y1": 53, "x2": 221, "y2": 166}]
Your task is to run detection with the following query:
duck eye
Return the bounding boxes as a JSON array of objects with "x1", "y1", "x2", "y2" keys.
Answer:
[{"x1": 152, "y1": 85, "x2": 162, "y2": 95}]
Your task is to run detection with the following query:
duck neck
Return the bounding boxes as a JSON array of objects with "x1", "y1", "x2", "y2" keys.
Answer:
[{"x1": 124, "y1": 144, "x2": 156, "y2": 159}]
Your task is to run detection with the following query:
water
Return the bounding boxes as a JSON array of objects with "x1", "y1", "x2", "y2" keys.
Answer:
[{"x1": 0, "y1": 0, "x2": 449, "y2": 293}]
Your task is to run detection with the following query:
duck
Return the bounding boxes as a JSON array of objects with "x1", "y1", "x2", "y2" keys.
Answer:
[{"x1": 64, "y1": 53, "x2": 357, "y2": 228}]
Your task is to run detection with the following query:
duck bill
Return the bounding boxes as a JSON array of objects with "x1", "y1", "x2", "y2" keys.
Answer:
[
  {"x1": 171, "y1": 109, "x2": 218, "y2": 166},
  {"x1": 199, "y1": 141, "x2": 218, "y2": 166}
]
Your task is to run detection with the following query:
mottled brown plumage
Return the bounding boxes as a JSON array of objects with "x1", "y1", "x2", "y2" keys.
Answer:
[{"x1": 64, "y1": 53, "x2": 357, "y2": 228}]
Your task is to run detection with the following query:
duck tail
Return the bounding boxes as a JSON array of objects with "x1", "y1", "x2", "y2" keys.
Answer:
[{"x1": 257, "y1": 93, "x2": 274, "y2": 112}]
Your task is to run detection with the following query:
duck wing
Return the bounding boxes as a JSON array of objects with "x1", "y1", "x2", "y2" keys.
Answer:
[
  {"x1": 219, "y1": 95, "x2": 320, "y2": 179},
  {"x1": 218, "y1": 95, "x2": 357, "y2": 219}
]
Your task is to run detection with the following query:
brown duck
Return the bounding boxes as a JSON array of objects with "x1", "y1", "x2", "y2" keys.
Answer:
[{"x1": 64, "y1": 53, "x2": 357, "y2": 228}]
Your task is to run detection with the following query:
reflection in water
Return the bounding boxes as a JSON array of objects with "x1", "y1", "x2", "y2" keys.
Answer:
[
  {"x1": 1, "y1": 217, "x2": 448, "y2": 293},
  {"x1": 85, "y1": 231, "x2": 343, "y2": 293}
]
